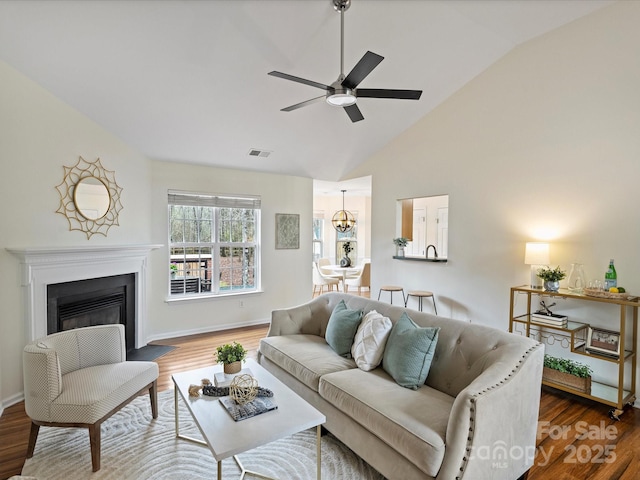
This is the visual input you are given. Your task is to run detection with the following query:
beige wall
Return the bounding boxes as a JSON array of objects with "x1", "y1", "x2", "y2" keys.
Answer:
[
  {"x1": 149, "y1": 161, "x2": 312, "y2": 341},
  {"x1": 0, "y1": 60, "x2": 153, "y2": 407},
  {"x1": 348, "y1": 1, "x2": 640, "y2": 399},
  {"x1": 0, "y1": 60, "x2": 313, "y2": 408},
  {"x1": 2, "y1": 1, "x2": 638, "y2": 409}
]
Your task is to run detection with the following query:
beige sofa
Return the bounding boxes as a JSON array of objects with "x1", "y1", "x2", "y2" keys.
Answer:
[{"x1": 258, "y1": 293, "x2": 544, "y2": 480}]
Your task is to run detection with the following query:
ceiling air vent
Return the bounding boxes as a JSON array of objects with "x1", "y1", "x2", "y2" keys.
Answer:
[{"x1": 248, "y1": 149, "x2": 271, "y2": 158}]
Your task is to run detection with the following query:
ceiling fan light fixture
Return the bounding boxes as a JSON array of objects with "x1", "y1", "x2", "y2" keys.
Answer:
[{"x1": 326, "y1": 90, "x2": 357, "y2": 107}]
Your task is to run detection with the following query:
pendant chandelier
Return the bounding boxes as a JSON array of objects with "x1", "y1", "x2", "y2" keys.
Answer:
[{"x1": 332, "y1": 190, "x2": 356, "y2": 233}]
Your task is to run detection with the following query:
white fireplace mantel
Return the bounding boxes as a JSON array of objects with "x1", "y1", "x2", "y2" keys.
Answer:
[{"x1": 7, "y1": 244, "x2": 162, "y2": 348}]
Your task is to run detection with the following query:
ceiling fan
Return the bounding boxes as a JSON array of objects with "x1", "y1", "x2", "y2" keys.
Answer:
[{"x1": 268, "y1": 0, "x2": 422, "y2": 123}]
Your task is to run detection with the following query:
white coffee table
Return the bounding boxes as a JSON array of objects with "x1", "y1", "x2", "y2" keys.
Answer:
[{"x1": 172, "y1": 358, "x2": 326, "y2": 479}]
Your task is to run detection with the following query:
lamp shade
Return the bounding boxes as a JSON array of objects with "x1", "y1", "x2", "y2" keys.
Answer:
[{"x1": 524, "y1": 242, "x2": 550, "y2": 265}]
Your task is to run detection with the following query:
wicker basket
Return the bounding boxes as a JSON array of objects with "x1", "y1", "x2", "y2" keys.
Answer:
[
  {"x1": 583, "y1": 288, "x2": 631, "y2": 300},
  {"x1": 543, "y1": 367, "x2": 591, "y2": 394}
]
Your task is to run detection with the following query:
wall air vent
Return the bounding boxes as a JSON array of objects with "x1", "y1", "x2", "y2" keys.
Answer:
[{"x1": 248, "y1": 149, "x2": 272, "y2": 158}]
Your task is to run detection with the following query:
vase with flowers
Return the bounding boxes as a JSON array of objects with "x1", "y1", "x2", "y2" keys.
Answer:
[
  {"x1": 340, "y1": 241, "x2": 353, "y2": 267},
  {"x1": 393, "y1": 237, "x2": 409, "y2": 257}
]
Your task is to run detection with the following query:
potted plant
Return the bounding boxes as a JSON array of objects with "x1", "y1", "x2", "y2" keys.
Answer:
[
  {"x1": 537, "y1": 266, "x2": 566, "y2": 292},
  {"x1": 170, "y1": 262, "x2": 178, "y2": 278},
  {"x1": 393, "y1": 237, "x2": 409, "y2": 257},
  {"x1": 543, "y1": 355, "x2": 592, "y2": 394},
  {"x1": 215, "y1": 341, "x2": 247, "y2": 374}
]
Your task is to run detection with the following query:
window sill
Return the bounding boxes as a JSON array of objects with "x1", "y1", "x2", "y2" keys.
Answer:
[{"x1": 165, "y1": 289, "x2": 264, "y2": 304}]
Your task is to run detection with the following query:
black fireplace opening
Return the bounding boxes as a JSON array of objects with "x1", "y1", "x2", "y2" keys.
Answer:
[{"x1": 47, "y1": 274, "x2": 136, "y2": 353}]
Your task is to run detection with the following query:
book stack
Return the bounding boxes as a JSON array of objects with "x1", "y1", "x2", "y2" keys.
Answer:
[
  {"x1": 219, "y1": 396, "x2": 278, "y2": 422},
  {"x1": 532, "y1": 312, "x2": 568, "y2": 327},
  {"x1": 214, "y1": 368, "x2": 253, "y2": 387}
]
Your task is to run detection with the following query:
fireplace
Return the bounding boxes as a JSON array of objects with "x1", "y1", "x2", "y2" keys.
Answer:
[
  {"x1": 7, "y1": 244, "x2": 161, "y2": 349},
  {"x1": 47, "y1": 274, "x2": 136, "y2": 352}
]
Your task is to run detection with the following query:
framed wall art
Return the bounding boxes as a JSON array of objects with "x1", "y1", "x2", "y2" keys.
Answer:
[{"x1": 275, "y1": 213, "x2": 300, "y2": 249}]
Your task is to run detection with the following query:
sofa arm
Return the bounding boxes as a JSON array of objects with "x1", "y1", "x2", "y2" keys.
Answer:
[
  {"x1": 437, "y1": 343, "x2": 544, "y2": 480},
  {"x1": 268, "y1": 297, "x2": 331, "y2": 337},
  {"x1": 23, "y1": 343, "x2": 62, "y2": 422}
]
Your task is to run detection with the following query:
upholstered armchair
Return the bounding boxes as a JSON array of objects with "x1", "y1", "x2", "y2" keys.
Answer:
[{"x1": 23, "y1": 324, "x2": 159, "y2": 472}]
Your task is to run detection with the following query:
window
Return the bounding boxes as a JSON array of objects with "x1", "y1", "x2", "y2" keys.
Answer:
[
  {"x1": 312, "y1": 214, "x2": 324, "y2": 263},
  {"x1": 168, "y1": 191, "x2": 260, "y2": 297}
]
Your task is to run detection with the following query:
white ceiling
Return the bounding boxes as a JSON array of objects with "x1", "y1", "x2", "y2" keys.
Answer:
[{"x1": 0, "y1": 0, "x2": 613, "y2": 184}]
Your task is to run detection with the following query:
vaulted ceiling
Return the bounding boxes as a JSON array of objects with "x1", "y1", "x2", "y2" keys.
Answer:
[{"x1": 0, "y1": 0, "x2": 613, "y2": 181}]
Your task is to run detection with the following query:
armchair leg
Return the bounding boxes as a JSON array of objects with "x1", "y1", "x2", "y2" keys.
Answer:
[
  {"x1": 26, "y1": 422, "x2": 40, "y2": 458},
  {"x1": 89, "y1": 423, "x2": 101, "y2": 472},
  {"x1": 149, "y1": 380, "x2": 158, "y2": 419}
]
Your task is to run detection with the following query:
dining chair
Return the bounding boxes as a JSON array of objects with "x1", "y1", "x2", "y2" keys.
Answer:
[
  {"x1": 345, "y1": 261, "x2": 371, "y2": 294},
  {"x1": 312, "y1": 261, "x2": 340, "y2": 295}
]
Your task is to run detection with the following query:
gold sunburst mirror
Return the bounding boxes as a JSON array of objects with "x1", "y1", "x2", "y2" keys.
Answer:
[{"x1": 55, "y1": 156, "x2": 123, "y2": 239}]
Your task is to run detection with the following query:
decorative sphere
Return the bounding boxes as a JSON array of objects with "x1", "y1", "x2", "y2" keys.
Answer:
[{"x1": 230, "y1": 374, "x2": 258, "y2": 405}]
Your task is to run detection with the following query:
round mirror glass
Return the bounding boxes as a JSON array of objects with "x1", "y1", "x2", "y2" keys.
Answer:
[{"x1": 73, "y1": 176, "x2": 110, "y2": 220}]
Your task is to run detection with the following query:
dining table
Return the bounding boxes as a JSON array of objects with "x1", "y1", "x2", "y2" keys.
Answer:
[{"x1": 324, "y1": 264, "x2": 360, "y2": 293}]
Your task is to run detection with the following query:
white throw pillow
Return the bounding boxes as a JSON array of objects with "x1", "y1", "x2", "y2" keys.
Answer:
[{"x1": 351, "y1": 310, "x2": 393, "y2": 371}]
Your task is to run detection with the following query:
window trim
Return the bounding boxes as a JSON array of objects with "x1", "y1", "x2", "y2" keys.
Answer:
[{"x1": 168, "y1": 190, "x2": 261, "y2": 300}]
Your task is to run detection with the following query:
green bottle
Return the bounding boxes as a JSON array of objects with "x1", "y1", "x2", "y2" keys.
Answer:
[{"x1": 604, "y1": 259, "x2": 617, "y2": 289}]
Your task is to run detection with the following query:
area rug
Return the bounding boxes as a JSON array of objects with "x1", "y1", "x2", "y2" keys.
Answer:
[{"x1": 22, "y1": 389, "x2": 386, "y2": 479}]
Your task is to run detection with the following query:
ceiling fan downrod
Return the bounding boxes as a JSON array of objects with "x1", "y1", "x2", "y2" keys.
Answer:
[
  {"x1": 333, "y1": 0, "x2": 351, "y2": 79},
  {"x1": 327, "y1": 0, "x2": 356, "y2": 107}
]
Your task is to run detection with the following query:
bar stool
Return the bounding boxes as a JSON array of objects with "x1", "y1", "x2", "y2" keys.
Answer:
[
  {"x1": 405, "y1": 290, "x2": 438, "y2": 314},
  {"x1": 378, "y1": 285, "x2": 405, "y2": 305}
]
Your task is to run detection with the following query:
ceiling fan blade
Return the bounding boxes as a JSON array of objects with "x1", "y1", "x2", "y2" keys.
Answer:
[
  {"x1": 268, "y1": 71, "x2": 331, "y2": 91},
  {"x1": 281, "y1": 95, "x2": 326, "y2": 112},
  {"x1": 342, "y1": 51, "x2": 384, "y2": 90},
  {"x1": 357, "y1": 88, "x2": 422, "y2": 100},
  {"x1": 344, "y1": 104, "x2": 364, "y2": 123}
]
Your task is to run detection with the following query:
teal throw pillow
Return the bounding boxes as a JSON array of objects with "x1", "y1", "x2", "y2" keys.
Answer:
[
  {"x1": 325, "y1": 300, "x2": 363, "y2": 358},
  {"x1": 383, "y1": 312, "x2": 440, "y2": 389}
]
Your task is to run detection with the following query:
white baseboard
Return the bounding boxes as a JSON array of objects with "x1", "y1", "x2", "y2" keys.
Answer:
[
  {"x1": 144, "y1": 317, "x2": 270, "y2": 344},
  {"x1": 1, "y1": 391, "x2": 25, "y2": 412}
]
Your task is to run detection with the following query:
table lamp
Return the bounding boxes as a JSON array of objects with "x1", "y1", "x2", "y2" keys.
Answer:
[{"x1": 524, "y1": 242, "x2": 550, "y2": 289}]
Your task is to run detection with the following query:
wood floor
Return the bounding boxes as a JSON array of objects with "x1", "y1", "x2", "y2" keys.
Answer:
[{"x1": 1, "y1": 312, "x2": 638, "y2": 479}]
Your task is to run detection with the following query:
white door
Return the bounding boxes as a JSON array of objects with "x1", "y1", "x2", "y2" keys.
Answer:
[
  {"x1": 410, "y1": 208, "x2": 426, "y2": 256},
  {"x1": 437, "y1": 208, "x2": 448, "y2": 258}
]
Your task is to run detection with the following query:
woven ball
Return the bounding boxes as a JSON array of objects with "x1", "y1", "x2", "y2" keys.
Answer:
[{"x1": 230, "y1": 374, "x2": 258, "y2": 405}]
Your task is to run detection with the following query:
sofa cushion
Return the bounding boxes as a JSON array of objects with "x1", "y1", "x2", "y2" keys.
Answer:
[
  {"x1": 319, "y1": 367, "x2": 453, "y2": 477},
  {"x1": 325, "y1": 300, "x2": 363, "y2": 357},
  {"x1": 351, "y1": 310, "x2": 392, "y2": 371},
  {"x1": 383, "y1": 312, "x2": 440, "y2": 389},
  {"x1": 259, "y1": 335, "x2": 356, "y2": 392}
]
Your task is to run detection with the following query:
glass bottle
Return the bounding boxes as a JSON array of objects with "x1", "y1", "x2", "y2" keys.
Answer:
[
  {"x1": 604, "y1": 259, "x2": 617, "y2": 289},
  {"x1": 567, "y1": 263, "x2": 586, "y2": 293}
]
